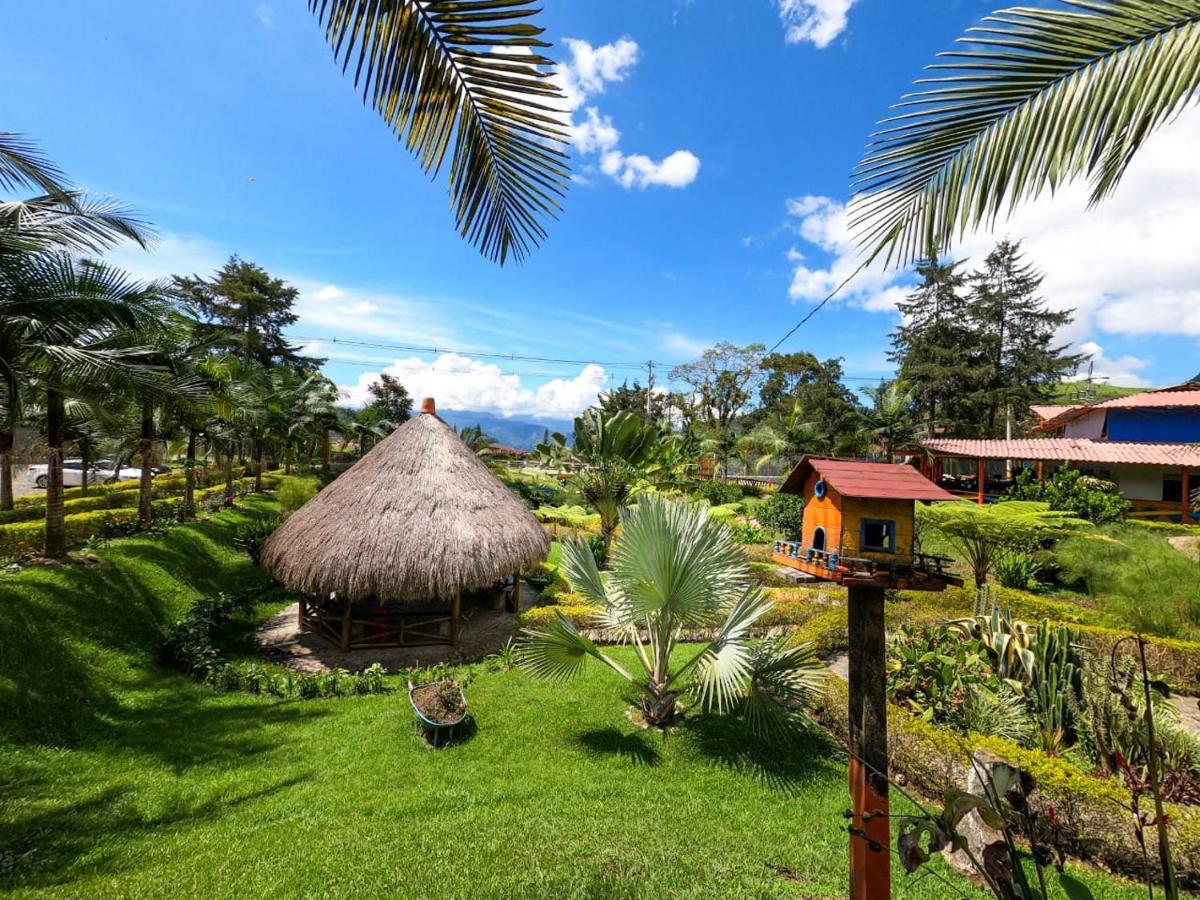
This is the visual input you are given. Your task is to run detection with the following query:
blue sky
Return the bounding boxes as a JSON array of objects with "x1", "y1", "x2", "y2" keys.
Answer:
[{"x1": 6, "y1": 1, "x2": 1199, "y2": 418}]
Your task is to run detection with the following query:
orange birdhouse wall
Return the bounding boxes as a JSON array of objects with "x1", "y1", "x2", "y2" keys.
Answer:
[{"x1": 801, "y1": 470, "x2": 843, "y2": 553}]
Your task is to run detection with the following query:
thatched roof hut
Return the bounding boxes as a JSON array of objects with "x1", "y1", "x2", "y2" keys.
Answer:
[{"x1": 262, "y1": 399, "x2": 549, "y2": 647}]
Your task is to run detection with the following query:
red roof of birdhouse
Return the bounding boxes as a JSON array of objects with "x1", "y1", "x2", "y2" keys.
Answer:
[{"x1": 780, "y1": 456, "x2": 957, "y2": 501}]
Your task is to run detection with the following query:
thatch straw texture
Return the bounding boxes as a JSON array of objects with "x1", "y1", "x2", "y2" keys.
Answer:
[{"x1": 262, "y1": 408, "x2": 549, "y2": 602}]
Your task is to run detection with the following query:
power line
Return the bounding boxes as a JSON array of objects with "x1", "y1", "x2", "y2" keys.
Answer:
[
  {"x1": 765, "y1": 258, "x2": 872, "y2": 355},
  {"x1": 292, "y1": 334, "x2": 649, "y2": 371}
]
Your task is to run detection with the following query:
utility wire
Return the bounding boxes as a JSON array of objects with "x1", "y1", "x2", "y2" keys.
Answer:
[
  {"x1": 292, "y1": 335, "x2": 648, "y2": 371},
  {"x1": 765, "y1": 258, "x2": 872, "y2": 355}
]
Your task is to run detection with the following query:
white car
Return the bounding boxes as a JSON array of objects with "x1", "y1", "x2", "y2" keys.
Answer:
[{"x1": 26, "y1": 459, "x2": 143, "y2": 490}]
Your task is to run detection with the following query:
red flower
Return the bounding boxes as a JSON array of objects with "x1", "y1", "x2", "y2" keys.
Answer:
[{"x1": 1047, "y1": 806, "x2": 1058, "y2": 827}]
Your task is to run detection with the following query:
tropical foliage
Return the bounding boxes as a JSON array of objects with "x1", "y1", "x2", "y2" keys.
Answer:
[
  {"x1": 517, "y1": 494, "x2": 826, "y2": 733},
  {"x1": 308, "y1": 0, "x2": 569, "y2": 264},
  {"x1": 852, "y1": 0, "x2": 1200, "y2": 265}
]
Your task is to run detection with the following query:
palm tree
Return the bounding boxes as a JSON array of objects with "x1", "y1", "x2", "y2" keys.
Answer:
[
  {"x1": 517, "y1": 494, "x2": 826, "y2": 732},
  {"x1": 851, "y1": 1, "x2": 1200, "y2": 266},
  {"x1": 0, "y1": 139, "x2": 151, "y2": 509},
  {"x1": 3, "y1": 254, "x2": 164, "y2": 557},
  {"x1": 858, "y1": 380, "x2": 921, "y2": 462},
  {"x1": 309, "y1": 1, "x2": 569, "y2": 264},
  {"x1": 536, "y1": 410, "x2": 665, "y2": 555}
]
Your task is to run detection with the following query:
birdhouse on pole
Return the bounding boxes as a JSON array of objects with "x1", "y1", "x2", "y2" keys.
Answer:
[{"x1": 773, "y1": 457, "x2": 961, "y2": 900}]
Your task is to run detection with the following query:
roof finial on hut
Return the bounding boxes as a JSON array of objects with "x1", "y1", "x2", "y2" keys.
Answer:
[{"x1": 420, "y1": 397, "x2": 436, "y2": 415}]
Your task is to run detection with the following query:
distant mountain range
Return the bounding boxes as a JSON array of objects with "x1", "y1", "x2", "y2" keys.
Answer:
[{"x1": 437, "y1": 409, "x2": 573, "y2": 451}]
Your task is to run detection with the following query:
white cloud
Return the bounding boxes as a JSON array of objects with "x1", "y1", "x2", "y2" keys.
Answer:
[
  {"x1": 776, "y1": 0, "x2": 857, "y2": 48},
  {"x1": 1069, "y1": 342, "x2": 1153, "y2": 388},
  {"x1": 557, "y1": 37, "x2": 700, "y2": 190},
  {"x1": 558, "y1": 37, "x2": 639, "y2": 111},
  {"x1": 338, "y1": 353, "x2": 609, "y2": 419},
  {"x1": 569, "y1": 107, "x2": 621, "y2": 154},
  {"x1": 662, "y1": 331, "x2": 710, "y2": 358},
  {"x1": 255, "y1": 3, "x2": 275, "y2": 27},
  {"x1": 600, "y1": 149, "x2": 701, "y2": 189},
  {"x1": 779, "y1": 106, "x2": 1200, "y2": 365}
]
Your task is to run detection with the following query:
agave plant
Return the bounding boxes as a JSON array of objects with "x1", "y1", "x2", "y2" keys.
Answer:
[
  {"x1": 517, "y1": 494, "x2": 825, "y2": 734},
  {"x1": 949, "y1": 605, "x2": 1036, "y2": 688}
]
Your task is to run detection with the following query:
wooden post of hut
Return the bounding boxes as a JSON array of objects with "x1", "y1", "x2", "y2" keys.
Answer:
[
  {"x1": 451, "y1": 591, "x2": 461, "y2": 645},
  {"x1": 768, "y1": 457, "x2": 964, "y2": 900}
]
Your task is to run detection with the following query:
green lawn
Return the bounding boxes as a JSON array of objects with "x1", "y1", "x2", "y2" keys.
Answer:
[{"x1": 0, "y1": 498, "x2": 1149, "y2": 897}]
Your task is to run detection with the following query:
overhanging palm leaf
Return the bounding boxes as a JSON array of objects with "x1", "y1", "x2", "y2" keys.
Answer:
[
  {"x1": 0, "y1": 133, "x2": 65, "y2": 195},
  {"x1": 0, "y1": 193, "x2": 151, "y2": 256},
  {"x1": 851, "y1": 1, "x2": 1200, "y2": 266},
  {"x1": 311, "y1": 0, "x2": 570, "y2": 264}
]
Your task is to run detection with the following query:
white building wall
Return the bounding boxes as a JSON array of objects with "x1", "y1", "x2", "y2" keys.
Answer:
[
  {"x1": 1073, "y1": 463, "x2": 1174, "y2": 501},
  {"x1": 1064, "y1": 409, "x2": 1106, "y2": 439}
]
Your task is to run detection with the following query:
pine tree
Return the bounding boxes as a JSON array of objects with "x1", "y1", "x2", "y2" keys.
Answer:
[
  {"x1": 966, "y1": 241, "x2": 1086, "y2": 435},
  {"x1": 888, "y1": 254, "x2": 981, "y2": 435},
  {"x1": 173, "y1": 256, "x2": 302, "y2": 367},
  {"x1": 365, "y1": 373, "x2": 413, "y2": 426}
]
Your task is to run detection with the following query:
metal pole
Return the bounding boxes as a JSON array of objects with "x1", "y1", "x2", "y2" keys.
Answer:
[
  {"x1": 645, "y1": 360, "x2": 655, "y2": 420},
  {"x1": 847, "y1": 583, "x2": 890, "y2": 900}
]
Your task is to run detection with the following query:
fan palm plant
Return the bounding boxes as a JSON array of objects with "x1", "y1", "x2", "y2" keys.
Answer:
[
  {"x1": 851, "y1": 1, "x2": 1200, "y2": 266},
  {"x1": 517, "y1": 494, "x2": 826, "y2": 733},
  {"x1": 309, "y1": 0, "x2": 569, "y2": 264}
]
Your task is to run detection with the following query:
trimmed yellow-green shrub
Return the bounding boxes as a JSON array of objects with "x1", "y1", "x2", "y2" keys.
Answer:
[
  {"x1": 516, "y1": 603, "x2": 603, "y2": 629},
  {"x1": 808, "y1": 677, "x2": 1200, "y2": 883}
]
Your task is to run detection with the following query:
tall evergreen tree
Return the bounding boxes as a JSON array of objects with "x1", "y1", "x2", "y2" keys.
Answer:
[
  {"x1": 889, "y1": 254, "x2": 980, "y2": 435},
  {"x1": 966, "y1": 241, "x2": 1086, "y2": 435},
  {"x1": 365, "y1": 373, "x2": 413, "y2": 427},
  {"x1": 173, "y1": 257, "x2": 302, "y2": 368}
]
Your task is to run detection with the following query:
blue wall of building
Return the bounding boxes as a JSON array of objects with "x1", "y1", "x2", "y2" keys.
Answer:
[{"x1": 1107, "y1": 408, "x2": 1200, "y2": 442}]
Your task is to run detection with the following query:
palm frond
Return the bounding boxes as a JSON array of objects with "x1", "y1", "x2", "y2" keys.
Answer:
[
  {"x1": 0, "y1": 193, "x2": 152, "y2": 255},
  {"x1": 608, "y1": 493, "x2": 750, "y2": 628},
  {"x1": 683, "y1": 588, "x2": 774, "y2": 714},
  {"x1": 0, "y1": 133, "x2": 65, "y2": 195},
  {"x1": 851, "y1": 0, "x2": 1200, "y2": 267},
  {"x1": 516, "y1": 612, "x2": 633, "y2": 682},
  {"x1": 310, "y1": 0, "x2": 570, "y2": 264},
  {"x1": 741, "y1": 637, "x2": 826, "y2": 738}
]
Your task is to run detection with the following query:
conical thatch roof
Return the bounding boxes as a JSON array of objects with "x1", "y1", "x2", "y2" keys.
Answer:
[{"x1": 262, "y1": 400, "x2": 549, "y2": 602}]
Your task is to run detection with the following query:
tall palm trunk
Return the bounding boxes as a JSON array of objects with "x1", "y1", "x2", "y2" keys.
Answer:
[
  {"x1": 320, "y1": 427, "x2": 330, "y2": 472},
  {"x1": 184, "y1": 427, "x2": 197, "y2": 516},
  {"x1": 0, "y1": 428, "x2": 13, "y2": 511},
  {"x1": 253, "y1": 438, "x2": 263, "y2": 491},
  {"x1": 137, "y1": 400, "x2": 154, "y2": 529},
  {"x1": 43, "y1": 389, "x2": 67, "y2": 559}
]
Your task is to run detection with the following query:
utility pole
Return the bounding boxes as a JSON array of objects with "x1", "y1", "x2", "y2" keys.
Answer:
[{"x1": 645, "y1": 359, "x2": 655, "y2": 421}]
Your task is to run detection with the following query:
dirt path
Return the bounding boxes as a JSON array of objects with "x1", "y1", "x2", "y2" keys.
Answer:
[{"x1": 1168, "y1": 535, "x2": 1200, "y2": 562}]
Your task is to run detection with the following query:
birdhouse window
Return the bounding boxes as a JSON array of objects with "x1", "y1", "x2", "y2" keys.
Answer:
[
  {"x1": 860, "y1": 518, "x2": 896, "y2": 553},
  {"x1": 813, "y1": 479, "x2": 827, "y2": 499}
]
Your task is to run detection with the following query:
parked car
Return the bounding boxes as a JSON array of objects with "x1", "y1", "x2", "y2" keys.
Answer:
[{"x1": 26, "y1": 459, "x2": 143, "y2": 490}]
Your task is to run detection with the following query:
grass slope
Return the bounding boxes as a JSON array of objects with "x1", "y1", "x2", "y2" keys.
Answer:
[{"x1": 0, "y1": 499, "x2": 1146, "y2": 898}]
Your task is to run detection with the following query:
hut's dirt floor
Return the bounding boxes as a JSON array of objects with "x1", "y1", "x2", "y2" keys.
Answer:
[{"x1": 255, "y1": 584, "x2": 540, "y2": 672}]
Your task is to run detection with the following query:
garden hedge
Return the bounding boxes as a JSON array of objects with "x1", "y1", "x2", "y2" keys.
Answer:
[
  {"x1": 0, "y1": 474, "x2": 284, "y2": 560},
  {"x1": 808, "y1": 677, "x2": 1200, "y2": 886}
]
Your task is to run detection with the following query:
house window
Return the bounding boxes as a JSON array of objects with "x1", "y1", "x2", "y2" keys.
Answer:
[
  {"x1": 860, "y1": 519, "x2": 896, "y2": 553},
  {"x1": 812, "y1": 527, "x2": 826, "y2": 552},
  {"x1": 1163, "y1": 476, "x2": 1184, "y2": 503}
]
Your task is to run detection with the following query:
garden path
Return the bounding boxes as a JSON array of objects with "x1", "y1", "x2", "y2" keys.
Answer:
[{"x1": 1167, "y1": 535, "x2": 1200, "y2": 562}]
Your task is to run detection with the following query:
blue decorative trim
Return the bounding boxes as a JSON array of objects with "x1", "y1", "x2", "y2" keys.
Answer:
[{"x1": 813, "y1": 479, "x2": 827, "y2": 499}]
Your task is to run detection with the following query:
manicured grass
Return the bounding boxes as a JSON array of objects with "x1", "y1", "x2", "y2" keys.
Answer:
[{"x1": 0, "y1": 499, "x2": 1148, "y2": 897}]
